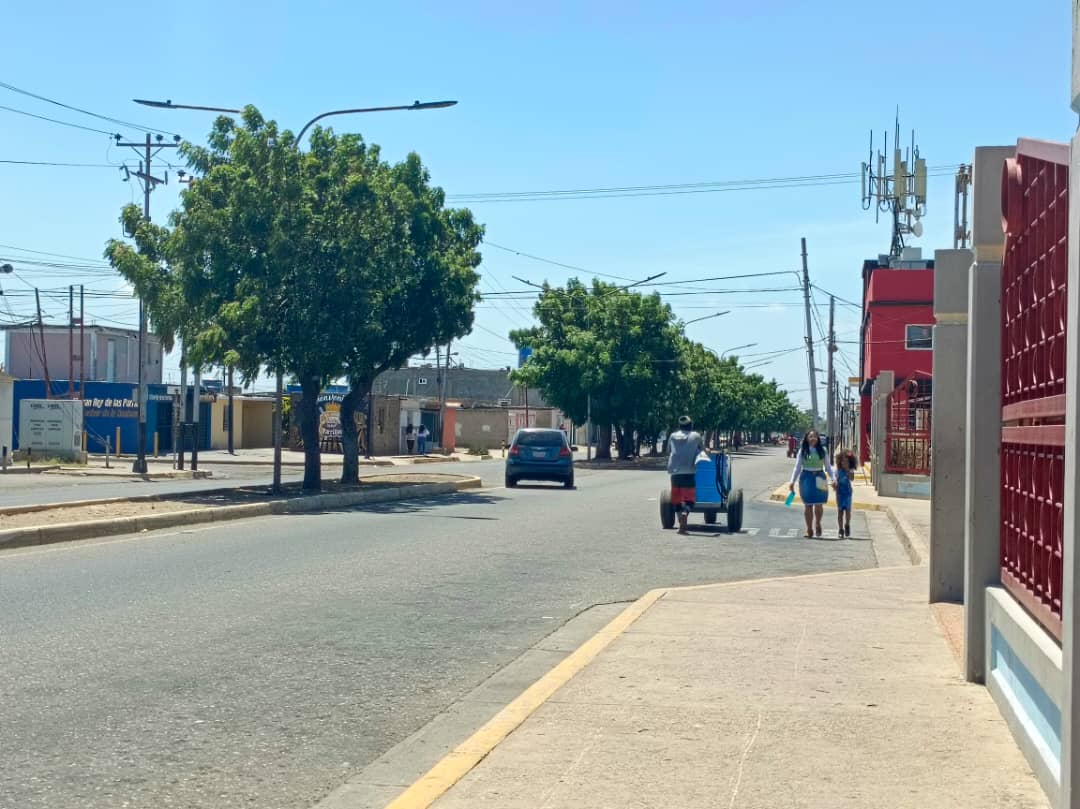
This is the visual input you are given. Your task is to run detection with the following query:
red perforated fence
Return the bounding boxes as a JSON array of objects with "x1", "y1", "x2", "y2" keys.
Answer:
[
  {"x1": 884, "y1": 381, "x2": 931, "y2": 475},
  {"x1": 999, "y1": 140, "x2": 1069, "y2": 642}
]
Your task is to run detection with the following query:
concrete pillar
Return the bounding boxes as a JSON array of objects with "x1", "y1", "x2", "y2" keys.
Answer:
[
  {"x1": 963, "y1": 145, "x2": 1014, "y2": 684},
  {"x1": 930, "y1": 249, "x2": 974, "y2": 603},
  {"x1": 871, "y1": 370, "x2": 893, "y2": 491},
  {"x1": 1060, "y1": 111, "x2": 1080, "y2": 808}
]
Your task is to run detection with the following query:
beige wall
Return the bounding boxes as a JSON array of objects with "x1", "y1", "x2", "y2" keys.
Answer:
[
  {"x1": 241, "y1": 400, "x2": 274, "y2": 448},
  {"x1": 455, "y1": 407, "x2": 560, "y2": 450},
  {"x1": 455, "y1": 408, "x2": 511, "y2": 450}
]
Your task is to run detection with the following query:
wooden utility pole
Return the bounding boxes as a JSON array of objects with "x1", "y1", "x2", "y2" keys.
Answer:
[
  {"x1": 826, "y1": 295, "x2": 836, "y2": 448},
  {"x1": 801, "y1": 238, "x2": 820, "y2": 430}
]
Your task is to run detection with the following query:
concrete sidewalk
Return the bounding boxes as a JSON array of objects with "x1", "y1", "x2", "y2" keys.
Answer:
[{"x1": 390, "y1": 570, "x2": 1046, "y2": 809}]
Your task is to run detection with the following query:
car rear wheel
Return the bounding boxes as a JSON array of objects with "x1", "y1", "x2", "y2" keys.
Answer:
[
  {"x1": 660, "y1": 489, "x2": 675, "y2": 529},
  {"x1": 704, "y1": 510, "x2": 717, "y2": 525},
  {"x1": 564, "y1": 474, "x2": 575, "y2": 489},
  {"x1": 505, "y1": 475, "x2": 518, "y2": 488}
]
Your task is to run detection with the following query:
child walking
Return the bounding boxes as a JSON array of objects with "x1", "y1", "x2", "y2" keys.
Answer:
[{"x1": 832, "y1": 449, "x2": 855, "y2": 537}]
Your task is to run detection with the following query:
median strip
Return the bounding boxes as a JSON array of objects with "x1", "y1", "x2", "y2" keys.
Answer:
[{"x1": 0, "y1": 474, "x2": 482, "y2": 552}]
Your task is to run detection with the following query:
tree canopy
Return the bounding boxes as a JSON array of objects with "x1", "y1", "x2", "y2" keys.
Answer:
[
  {"x1": 510, "y1": 279, "x2": 802, "y2": 459},
  {"x1": 106, "y1": 106, "x2": 482, "y2": 489}
]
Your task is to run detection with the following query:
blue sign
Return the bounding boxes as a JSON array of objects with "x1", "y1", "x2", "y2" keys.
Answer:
[{"x1": 518, "y1": 347, "x2": 533, "y2": 368}]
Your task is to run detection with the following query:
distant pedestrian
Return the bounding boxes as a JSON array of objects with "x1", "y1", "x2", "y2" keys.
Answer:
[
  {"x1": 788, "y1": 429, "x2": 834, "y2": 538},
  {"x1": 832, "y1": 448, "x2": 855, "y2": 537},
  {"x1": 405, "y1": 423, "x2": 415, "y2": 455},
  {"x1": 417, "y1": 424, "x2": 429, "y2": 455},
  {"x1": 667, "y1": 415, "x2": 705, "y2": 536}
]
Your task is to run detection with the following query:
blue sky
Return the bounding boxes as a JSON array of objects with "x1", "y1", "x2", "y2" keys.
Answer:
[{"x1": 0, "y1": 0, "x2": 1074, "y2": 406}]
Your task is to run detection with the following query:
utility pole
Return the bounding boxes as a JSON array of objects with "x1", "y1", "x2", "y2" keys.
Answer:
[
  {"x1": 800, "y1": 238, "x2": 820, "y2": 430},
  {"x1": 826, "y1": 295, "x2": 836, "y2": 446},
  {"x1": 439, "y1": 342, "x2": 451, "y2": 449},
  {"x1": 116, "y1": 133, "x2": 180, "y2": 473},
  {"x1": 68, "y1": 286, "x2": 74, "y2": 397},
  {"x1": 34, "y1": 288, "x2": 51, "y2": 397},
  {"x1": 79, "y1": 285, "x2": 85, "y2": 398}
]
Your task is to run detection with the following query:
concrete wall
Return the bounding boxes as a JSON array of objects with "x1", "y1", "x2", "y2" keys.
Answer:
[
  {"x1": 375, "y1": 367, "x2": 546, "y2": 408},
  {"x1": 3, "y1": 326, "x2": 162, "y2": 385},
  {"x1": 241, "y1": 400, "x2": 274, "y2": 448},
  {"x1": 455, "y1": 407, "x2": 510, "y2": 450},
  {"x1": 453, "y1": 407, "x2": 561, "y2": 450},
  {"x1": 877, "y1": 473, "x2": 930, "y2": 500},
  {"x1": 930, "y1": 248, "x2": 973, "y2": 602}
]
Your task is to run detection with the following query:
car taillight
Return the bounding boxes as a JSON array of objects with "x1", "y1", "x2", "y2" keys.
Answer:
[
  {"x1": 510, "y1": 445, "x2": 521, "y2": 456},
  {"x1": 559, "y1": 446, "x2": 571, "y2": 457}
]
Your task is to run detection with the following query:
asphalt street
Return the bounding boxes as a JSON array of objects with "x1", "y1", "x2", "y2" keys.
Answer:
[{"x1": 0, "y1": 448, "x2": 884, "y2": 809}]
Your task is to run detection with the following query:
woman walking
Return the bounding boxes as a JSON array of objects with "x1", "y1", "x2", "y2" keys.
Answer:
[{"x1": 788, "y1": 429, "x2": 834, "y2": 538}]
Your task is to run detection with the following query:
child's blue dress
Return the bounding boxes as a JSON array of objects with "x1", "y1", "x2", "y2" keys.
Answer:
[{"x1": 836, "y1": 468, "x2": 853, "y2": 510}]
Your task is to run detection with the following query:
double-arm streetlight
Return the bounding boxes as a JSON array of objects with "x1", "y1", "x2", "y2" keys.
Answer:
[{"x1": 134, "y1": 96, "x2": 457, "y2": 491}]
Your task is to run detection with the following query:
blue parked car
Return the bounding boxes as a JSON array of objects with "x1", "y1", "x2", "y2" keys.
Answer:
[{"x1": 505, "y1": 428, "x2": 575, "y2": 489}]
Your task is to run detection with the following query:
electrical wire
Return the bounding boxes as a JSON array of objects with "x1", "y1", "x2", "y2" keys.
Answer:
[
  {"x1": 0, "y1": 79, "x2": 181, "y2": 137},
  {"x1": 0, "y1": 103, "x2": 118, "y2": 137},
  {"x1": 449, "y1": 166, "x2": 959, "y2": 203},
  {"x1": 0, "y1": 159, "x2": 121, "y2": 168},
  {"x1": 484, "y1": 242, "x2": 636, "y2": 282}
]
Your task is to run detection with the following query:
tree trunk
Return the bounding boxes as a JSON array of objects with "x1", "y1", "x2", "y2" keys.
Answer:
[
  {"x1": 299, "y1": 375, "x2": 322, "y2": 491},
  {"x1": 595, "y1": 423, "x2": 612, "y2": 460},
  {"x1": 340, "y1": 382, "x2": 366, "y2": 486}
]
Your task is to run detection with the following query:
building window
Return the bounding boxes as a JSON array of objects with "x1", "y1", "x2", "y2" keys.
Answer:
[
  {"x1": 417, "y1": 377, "x2": 428, "y2": 386},
  {"x1": 905, "y1": 325, "x2": 933, "y2": 350}
]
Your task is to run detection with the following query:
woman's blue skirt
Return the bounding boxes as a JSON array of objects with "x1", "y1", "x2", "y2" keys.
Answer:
[{"x1": 799, "y1": 470, "x2": 829, "y2": 505}]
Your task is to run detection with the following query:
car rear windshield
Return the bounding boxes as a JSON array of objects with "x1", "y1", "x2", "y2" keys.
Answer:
[{"x1": 514, "y1": 431, "x2": 565, "y2": 447}]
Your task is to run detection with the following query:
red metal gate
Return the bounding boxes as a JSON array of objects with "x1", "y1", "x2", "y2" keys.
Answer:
[
  {"x1": 884, "y1": 380, "x2": 931, "y2": 475},
  {"x1": 999, "y1": 139, "x2": 1069, "y2": 642}
]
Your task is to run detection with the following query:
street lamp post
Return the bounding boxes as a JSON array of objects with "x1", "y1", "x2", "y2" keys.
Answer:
[
  {"x1": 134, "y1": 96, "x2": 456, "y2": 491},
  {"x1": 720, "y1": 343, "x2": 758, "y2": 359},
  {"x1": 682, "y1": 311, "x2": 730, "y2": 326}
]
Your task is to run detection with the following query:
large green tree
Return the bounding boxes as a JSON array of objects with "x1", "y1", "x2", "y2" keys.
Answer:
[
  {"x1": 106, "y1": 106, "x2": 481, "y2": 490},
  {"x1": 511, "y1": 280, "x2": 682, "y2": 460}
]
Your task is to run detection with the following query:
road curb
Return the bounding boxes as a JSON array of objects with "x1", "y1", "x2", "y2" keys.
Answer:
[
  {"x1": 885, "y1": 504, "x2": 926, "y2": 565},
  {"x1": 375, "y1": 588, "x2": 667, "y2": 809},
  {"x1": 0, "y1": 476, "x2": 482, "y2": 552}
]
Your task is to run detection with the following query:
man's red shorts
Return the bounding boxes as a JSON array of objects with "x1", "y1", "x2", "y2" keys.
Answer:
[{"x1": 670, "y1": 473, "x2": 696, "y2": 507}]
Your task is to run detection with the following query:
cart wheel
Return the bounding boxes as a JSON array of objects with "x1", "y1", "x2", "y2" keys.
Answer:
[
  {"x1": 660, "y1": 489, "x2": 676, "y2": 530},
  {"x1": 727, "y1": 490, "x2": 744, "y2": 533},
  {"x1": 704, "y1": 510, "x2": 718, "y2": 525}
]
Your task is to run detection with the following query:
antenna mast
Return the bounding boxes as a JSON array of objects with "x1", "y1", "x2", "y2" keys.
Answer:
[{"x1": 861, "y1": 111, "x2": 928, "y2": 261}]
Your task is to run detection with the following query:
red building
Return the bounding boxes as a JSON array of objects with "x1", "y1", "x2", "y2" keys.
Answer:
[{"x1": 859, "y1": 248, "x2": 935, "y2": 462}]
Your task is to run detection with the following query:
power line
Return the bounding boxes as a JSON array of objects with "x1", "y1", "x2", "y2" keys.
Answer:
[
  {"x1": 0, "y1": 159, "x2": 122, "y2": 168},
  {"x1": 0, "y1": 80, "x2": 181, "y2": 137},
  {"x1": 484, "y1": 242, "x2": 636, "y2": 282},
  {"x1": 449, "y1": 166, "x2": 959, "y2": 203},
  {"x1": 0, "y1": 103, "x2": 118, "y2": 137},
  {"x1": 0, "y1": 243, "x2": 112, "y2": 264}
]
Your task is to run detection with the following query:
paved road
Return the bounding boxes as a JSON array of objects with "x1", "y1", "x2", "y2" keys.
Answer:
[{"x1": 0, "y1": 449, "x2": 881, "y2": 809}]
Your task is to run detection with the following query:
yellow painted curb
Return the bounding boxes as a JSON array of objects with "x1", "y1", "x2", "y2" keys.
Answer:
[{"x1": 383, "y1": 588, "x2": 667, "y2": 809}]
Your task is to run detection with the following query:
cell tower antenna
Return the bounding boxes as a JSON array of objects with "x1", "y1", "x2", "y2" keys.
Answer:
[{"x1": 860, "y1": 110, "x2": 927, "y2": 261}]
